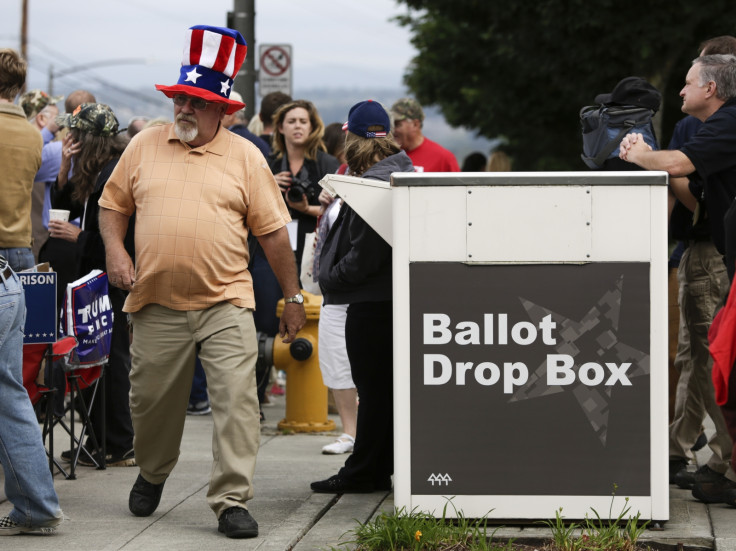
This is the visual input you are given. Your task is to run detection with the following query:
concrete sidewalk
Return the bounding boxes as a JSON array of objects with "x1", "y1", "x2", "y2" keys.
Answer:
[{"x1": 1, "y1": 394, "x2": 734, "y2": 550}]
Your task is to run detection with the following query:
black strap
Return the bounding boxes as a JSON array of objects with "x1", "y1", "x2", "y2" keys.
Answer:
[{"x1": 590, "y1": 120, "x2": 636, "y2": 167}]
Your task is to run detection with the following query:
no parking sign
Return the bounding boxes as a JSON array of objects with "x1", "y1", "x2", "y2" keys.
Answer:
[{"x1": 258, "y1": 44, "x2": 292, "y2": 97}]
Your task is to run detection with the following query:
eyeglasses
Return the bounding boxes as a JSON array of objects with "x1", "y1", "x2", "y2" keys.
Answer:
[{"x1": 172, "y1": 94, "x2": 211, "y2": 111}]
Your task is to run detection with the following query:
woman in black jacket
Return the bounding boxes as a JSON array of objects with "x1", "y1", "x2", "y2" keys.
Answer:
[
  {"x1": 47, "y1": 103, "x2": 136, "y2": 467},
  {"x1": 311, "y1": 100, "x2": 413, "y2": 493}
]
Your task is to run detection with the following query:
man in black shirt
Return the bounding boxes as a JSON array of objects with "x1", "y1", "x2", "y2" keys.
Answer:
[{"x1": 620, "y1": 54, "x2": 736, "y2": 506}]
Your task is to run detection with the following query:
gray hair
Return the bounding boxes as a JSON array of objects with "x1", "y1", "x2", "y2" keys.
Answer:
[{"x1": 694, "y1": 54, "x2": 736, "y2": 100}]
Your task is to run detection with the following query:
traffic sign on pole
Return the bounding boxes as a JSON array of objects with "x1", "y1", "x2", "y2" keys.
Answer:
[{"x1": 258, "y1": 44, "x2": 292, "y2": 97}]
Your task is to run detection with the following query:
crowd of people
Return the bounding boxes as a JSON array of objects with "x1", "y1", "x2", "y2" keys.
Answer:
[
  {"x1": 4, "y1": 21, "x2": 736, "y2": 543},
  {"x1": 618, "y1": 36, "x2": 736, "y2": 508},
  {"x1": 0, "y1": 22, "x2": 464, "y2": 540}
]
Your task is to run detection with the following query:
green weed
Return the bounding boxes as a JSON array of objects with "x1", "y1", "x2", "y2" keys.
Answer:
[
  {"x1": 331, "y1": 488, "x2": 650, "y2": 551},
  {"x1": 331, "y1": 499, "x2": 511, "y2": 550},
  {"x1": 542, "y1": 485, "x2": 650, "y2": 551}
]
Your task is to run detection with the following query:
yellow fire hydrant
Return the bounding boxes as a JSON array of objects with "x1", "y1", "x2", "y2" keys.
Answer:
[{"x1": 273, "y1": 291, "x2": 336, "y2": 433}]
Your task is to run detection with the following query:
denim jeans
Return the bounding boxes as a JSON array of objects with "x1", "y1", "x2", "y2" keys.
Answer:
[
  {"x1": 0, "y1": 267, "x2": 62, "y2": 527},
  {"x1": 189, "y1": 357, "x2": 209, "y2": 404},
  {"x1": 0, "y1": 247, "x2": 34, "y2": 272}
]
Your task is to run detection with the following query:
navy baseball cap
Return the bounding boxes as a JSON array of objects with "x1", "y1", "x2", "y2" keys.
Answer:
[{"x1": 342, "y1": 100, "x2": 390, "y2": 138}]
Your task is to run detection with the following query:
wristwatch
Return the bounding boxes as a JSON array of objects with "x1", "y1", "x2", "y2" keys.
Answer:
[{"x1": 285, "y1": 293, "x2": 304, "y2": 304}]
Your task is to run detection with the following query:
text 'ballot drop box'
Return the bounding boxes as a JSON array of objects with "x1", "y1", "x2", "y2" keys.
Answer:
[{"x1": 322, "y1": 171, "x2": 669, "y2": 521}]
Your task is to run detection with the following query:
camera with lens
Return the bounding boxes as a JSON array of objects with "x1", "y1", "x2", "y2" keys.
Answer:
[{"x1": 286, "y1": 174, "x2": 318, "y2": 203}]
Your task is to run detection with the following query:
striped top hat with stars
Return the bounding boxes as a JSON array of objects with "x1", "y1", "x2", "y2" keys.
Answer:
[{"x1": 156, "y1": 25, "x2": 247, "y2": 115}]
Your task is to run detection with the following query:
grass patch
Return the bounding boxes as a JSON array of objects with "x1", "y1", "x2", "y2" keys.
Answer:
[
  {"x1": 543, "y1": 486, "x2": 649, "y2": 551},
  {"x1": 330, "y1": 488, "x2": 651, "y2": 551},
  {"x1": 331, "y1": 499, "x2": 510, "y2": 551}
]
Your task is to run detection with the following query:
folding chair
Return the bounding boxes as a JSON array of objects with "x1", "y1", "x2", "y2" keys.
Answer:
[
  {"x1": 22, "y1": 337, "x2": 79, "y2": 478},
  {"x1": 21, "y1": 268, "x2": 109, "y2": 480},
  {"x1": 57, "y1": 360, "x2": 106, "y2": 478},
  {"x1": 57, "y1": 269, "x2": 113, "y2": 479}
]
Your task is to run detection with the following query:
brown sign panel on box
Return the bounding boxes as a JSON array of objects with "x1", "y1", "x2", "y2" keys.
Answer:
[{"x1": 409, "y1": 262, "x2": 651, "y2": 496}]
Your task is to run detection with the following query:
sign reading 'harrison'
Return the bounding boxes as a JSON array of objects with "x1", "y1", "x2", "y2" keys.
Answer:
[{"x1": 409, "y1": 262, "x2": 651, "y2": 497}]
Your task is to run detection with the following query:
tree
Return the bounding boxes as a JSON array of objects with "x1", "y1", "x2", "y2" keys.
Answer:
[{"x1": 395, "y1": 0, "x2": 736, "y2": 170}]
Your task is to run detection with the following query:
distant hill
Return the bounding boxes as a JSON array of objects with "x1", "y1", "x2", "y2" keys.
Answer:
[
  {"x1": 58, "y1": 84, "x2": 498, "y2": 167},
  {"x1": 300, "y1": 87, "x2": 500, "y2": 166}
]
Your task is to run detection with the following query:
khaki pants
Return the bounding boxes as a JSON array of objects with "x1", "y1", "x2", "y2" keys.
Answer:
[
  {"x1": 668, "y1": 266, "x2": 681, "y2": 422},
  {"x1": 129, "y1": 302, "x2": 259, "y2": 517},
  {"x1": 669, "y1": 241, "x2": 733, "y2": 475}
]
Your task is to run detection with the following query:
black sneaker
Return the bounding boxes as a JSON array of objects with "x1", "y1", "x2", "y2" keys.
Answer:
[
  {"x1": 692, "y1": 476, "x2": 736, "y2": 504},
  {"x1": 77, "y1": 448, "x2": 136, "y2": 467},
  {"x1": 217, "y1": 507, "x2": 258, "y2": 539},
  {"x1": 61, "y1": 447, "x2": 94, "y2": 463},
  {"x1": 310, "y1": 474, "x2": 376, "y2": 494},
  {"x1": 129, "y1": 474, "x2": 165, "y2": 517},
  {"x1": 674, "y1": 465, "x2": 724, "y2": 490},
  {"x1": 108, "y1": 449, "x2": 136, "y2": 467},
  {"x1": 669, "y1": 457, "x2": 689, "y2": 484},
  {"x1": 77, "y1": 452, "x2": 104, "y2": 468},
  {"x1": 375, "y1": 477, "x2": 393, "y2": 492}
]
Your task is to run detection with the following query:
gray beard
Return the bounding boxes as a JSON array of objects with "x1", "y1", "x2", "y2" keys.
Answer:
[{"x1": 175, "y1": 118, "x2": 199, "y2": 142}]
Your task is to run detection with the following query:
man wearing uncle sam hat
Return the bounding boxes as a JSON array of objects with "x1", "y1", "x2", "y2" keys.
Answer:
[{"x1": 98, "y1": 25, "x2": 305, "y2": 539}]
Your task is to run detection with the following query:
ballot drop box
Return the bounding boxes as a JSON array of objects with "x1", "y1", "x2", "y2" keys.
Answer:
[{"x1": 322, "y1": 171, "x2": 669, "y2": 521}]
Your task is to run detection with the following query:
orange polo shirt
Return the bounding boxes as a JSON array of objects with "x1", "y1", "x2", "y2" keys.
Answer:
[{"x1": 98, "y1": 123, "x2": 290, "y2": 313}]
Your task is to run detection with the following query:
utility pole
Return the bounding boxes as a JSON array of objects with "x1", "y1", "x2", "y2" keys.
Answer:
[
  {"x1": 20, "y1": 0, "x2": 28, "y2": 93},
  {"x1": 228, "y1": 0, "x2": 256, "y2": 120}
]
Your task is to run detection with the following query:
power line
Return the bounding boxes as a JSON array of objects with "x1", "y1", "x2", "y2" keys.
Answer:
[{"x1": 26, "y1": 44, "x2": 167, "y2": 108}]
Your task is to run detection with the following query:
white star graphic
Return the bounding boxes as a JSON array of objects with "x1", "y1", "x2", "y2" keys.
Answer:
[
  {"x1": 220, "y1": 79, "x2": 231, "y2": 95},
  {"x1": 185, "y1": 68, "x2": 202, "y2": 83}
]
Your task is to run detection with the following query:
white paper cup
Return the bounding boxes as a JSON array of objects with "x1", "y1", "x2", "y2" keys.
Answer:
[{"x1": 49, "y1": 209, "x2": 70, "y2": 222}]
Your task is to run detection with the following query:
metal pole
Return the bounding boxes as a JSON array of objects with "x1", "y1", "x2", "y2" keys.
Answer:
[
  {"x1": 230, "y1": 0, "x2": 256, "y2": 120},
  {"x1": 20, "y1": 0, "x2": 28, "y2": 94}
]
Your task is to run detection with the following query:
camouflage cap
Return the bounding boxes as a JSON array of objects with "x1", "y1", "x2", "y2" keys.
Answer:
[
  {"x1": 19, "y1": 89, "x2": 64, "y2": 119},
  {"x1": 56, "y1": 103, "x2": 120, "y2": 137},
  {"x1": 390, "y1": 97, "x2": 424, "y2": 122}
]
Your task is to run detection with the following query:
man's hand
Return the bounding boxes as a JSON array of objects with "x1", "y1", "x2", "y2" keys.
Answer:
[
  {"x1": 256, "y1": 226, "x2": 305, "y2": 342},
  {"x1": 279, "y1": 302, "x2": 306, "y2": 343},
  {"x1": 619, "y1": 132, "x2": 651, "y2": 162},
  {"x1": 99, "y1": 207, "x2": 134, "y2": 290},
  {"x1": 105, "y1": 246, "x2": 135, "y2": 291}
]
